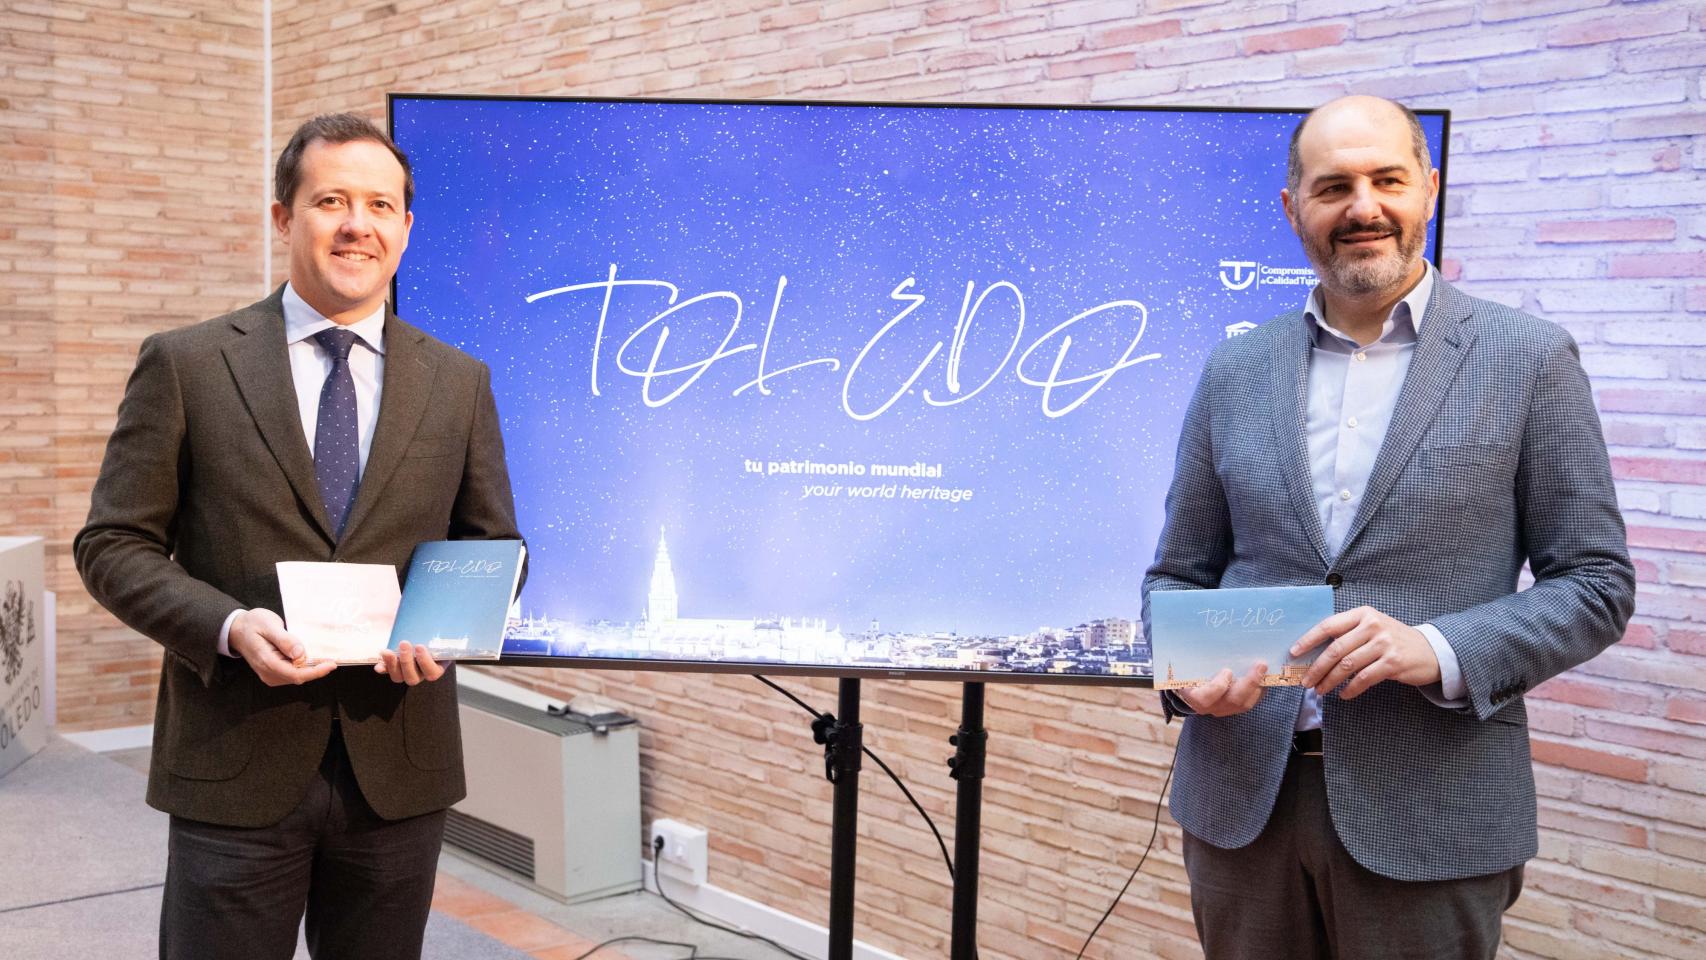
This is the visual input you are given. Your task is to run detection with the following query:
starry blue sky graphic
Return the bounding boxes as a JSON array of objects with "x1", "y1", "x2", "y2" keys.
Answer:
[{"x1": 393, "y1": 98, "x2": 1444, "y2": 642}]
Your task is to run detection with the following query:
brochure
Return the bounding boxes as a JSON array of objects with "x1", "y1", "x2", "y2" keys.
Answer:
[
  {"x1": 1149, "y1": 585, "x2": 1334, "y2": 690},
  {"x1": 387, "y1": 539, "x2": 526, "y2": 660}
]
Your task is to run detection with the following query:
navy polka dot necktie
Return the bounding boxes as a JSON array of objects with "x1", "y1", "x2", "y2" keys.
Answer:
[{"x1": 312, "y1": 328, "x2": 361, "y2": 539}]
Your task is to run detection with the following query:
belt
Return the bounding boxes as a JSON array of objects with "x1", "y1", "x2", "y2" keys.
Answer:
[{"x1": 1292, "y1": 729, "x2": 1323, "y2": 757}]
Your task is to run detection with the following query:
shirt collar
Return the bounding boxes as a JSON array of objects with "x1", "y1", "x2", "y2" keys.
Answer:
[
  {"x1": 1302, "y1": 262, "x2": 1435, "y2": 349},
  {"x1": 282, "y1": 282, "x2": 387, "y2": 355}
]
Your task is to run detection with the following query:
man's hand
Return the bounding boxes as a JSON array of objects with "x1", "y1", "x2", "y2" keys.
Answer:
[
  {"x1": 1177, "y1": 660, "x2": 1269, "y2": 717},
  {"x1": 1293, "y1": 605, "x2": 1441, "y2": 699},
  {"x1": 375, "y1": 641, "x2": 445, "y2": 686},
  {"x1": 229, "y1": 608, "x2": 337, "y2": 686}
]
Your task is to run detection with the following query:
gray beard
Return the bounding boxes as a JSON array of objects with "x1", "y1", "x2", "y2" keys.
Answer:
[{"x1": 1302, "y1": 224, "x2": 1426, "y2": 298}]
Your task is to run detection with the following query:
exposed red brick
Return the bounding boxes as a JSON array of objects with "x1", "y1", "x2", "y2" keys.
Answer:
[
  {"x1": 1242, "y1": 23, "x2": 1348, "y2": 55},
  {"x1": 1537, "y1": 218, "x2": 1676, "y2": 243},
  {"x1": 1601, "y1": 391, "x2": 1706, "y2": 416},
  {"x1": 1612, "y1": 456, "x2": 1706, "y2": 483},
  {"x1": 1547, "y1": 8, "x2": 1692, "y2": 48},
  {"x1": 1530, "y1": 739, "x2": 1650, "y2": 782},
  {"x1": 1671, "y1": 629, "x2": 1706, "y2": 657},
  {"x1": 1531, "y1": 676, "x2": 1658, "y2": 713},
  {"x1": 1046, "y1": 50, "x2": 1138, "y2": 80},
  {"x1": 1609, "y1": 252, "x2": 1706, "y2": 279},
  {"x1": 1666, "y1": 694, "x2": 1706, "y2": 726},
  {"x1": 1090, "y1": 19, "x2": 1184, "y2": 49}
]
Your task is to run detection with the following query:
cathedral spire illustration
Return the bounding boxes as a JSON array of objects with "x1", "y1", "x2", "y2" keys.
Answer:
[{"x1": 647, "y1": 526, "x2": 679, "y2": 624}]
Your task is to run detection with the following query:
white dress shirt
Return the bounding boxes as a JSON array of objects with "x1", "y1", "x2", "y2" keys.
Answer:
[
  {"x1": 219, "y1": 284, "x2": 388, "y2": 655},
  {"x1": 1296, "y1": 264, "x2": 1466, "y2": 730}
]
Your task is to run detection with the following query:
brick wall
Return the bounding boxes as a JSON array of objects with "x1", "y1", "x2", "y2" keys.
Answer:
[
  {"x1": 1, "y1": 0, "x2": 267, "y2": 728},
  {"x1": 11, "y1": 0, "x2": 1704, "y2": 957}
]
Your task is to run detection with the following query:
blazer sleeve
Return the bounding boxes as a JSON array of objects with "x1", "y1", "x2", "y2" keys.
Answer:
[
  {"x1": 1430, "y1": 333, "x2": 1636, "y2": 720},
  {"x1": 73, "y1": 334, "x2": 242, "y2": 686},
  {"x1": 448, "y1": 360, "x2": 527, "y2": 590},
  {"x1": 1141, "y1": 354, "x2": 1233, "y2": 721}
]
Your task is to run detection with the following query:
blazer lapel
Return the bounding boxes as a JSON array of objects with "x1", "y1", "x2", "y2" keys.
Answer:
[
  {"x1": 340, "y1": 311, "x2": 437, "y2": 541},
  {"x1": 222, "y1": 288, "x2": 337, "y2": 543},
  {"x1": 1269, "y1": 312, "x2": 1333, "y2": 569},
  {"x1": 1336, "y1": 278, "x2": 1477, "y2": 558}
]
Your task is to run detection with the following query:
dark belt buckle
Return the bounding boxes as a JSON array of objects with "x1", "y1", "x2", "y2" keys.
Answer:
[{"x1": 1292, "y1": 729, "x2": 1323, "y2": 757}]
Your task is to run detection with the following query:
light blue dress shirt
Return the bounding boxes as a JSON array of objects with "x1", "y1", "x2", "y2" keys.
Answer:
[{"x1": 1295, "y1": 264, "x2": 1466, "y2": 731}]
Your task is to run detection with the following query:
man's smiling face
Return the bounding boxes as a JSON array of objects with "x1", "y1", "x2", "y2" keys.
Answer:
[
  {"x1": 272, "y1": 138, "x2": 412, "y2": 325},
  {"x1": 1281, "y1": 97, "x2": 1438, "y2": 301}
]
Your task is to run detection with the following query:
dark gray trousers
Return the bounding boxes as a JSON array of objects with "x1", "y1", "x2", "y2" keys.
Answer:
[
  {"x1": 1183, "y1": 753, "x2": 1523, "y2": 960},
  {"x1": 160, "y1": 725, "x2": 447, "y2": 960}
]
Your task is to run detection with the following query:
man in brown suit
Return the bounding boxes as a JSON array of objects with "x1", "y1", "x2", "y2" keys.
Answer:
[{"x1": 75, "y1": 114, "x2": 522, "y2": 960}]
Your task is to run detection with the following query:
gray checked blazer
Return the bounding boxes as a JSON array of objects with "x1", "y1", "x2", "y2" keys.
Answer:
[{"x1": 1141, "y1": 277, "x2": 1635, "y2": 883}]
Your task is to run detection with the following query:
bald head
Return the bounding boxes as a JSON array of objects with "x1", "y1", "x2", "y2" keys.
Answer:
[{"x1": 1286, "y1": 96, "x2": 1431, "y2": 197}]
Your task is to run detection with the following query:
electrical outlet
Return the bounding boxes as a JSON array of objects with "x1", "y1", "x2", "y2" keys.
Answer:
[{"x1": 649, "y1": 818, "x2": 708, "y2": 887}]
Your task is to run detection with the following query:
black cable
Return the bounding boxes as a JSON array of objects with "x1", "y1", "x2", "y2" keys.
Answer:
[
  {"x1": 752, "y1": 675, "x2": 957, "y2": 880},
  {"x1": 754, "y1": 675, "x2": 978, "y2": 960},
  {"x1": 1073, "y1": 751, "x2": 1177, "y2": 959},
  {"x1": 567, "y1": 933, "x2": 701, "y2": 959},
  {"x1": 651, "y1": 835, "x2": 816, "y2": 960},
  {"x1": 753, "y1": 673, "x2": 1173, "y2": 960},
  {"x1": 568, "y1": 931, "x2": 781, "y2": 960}
]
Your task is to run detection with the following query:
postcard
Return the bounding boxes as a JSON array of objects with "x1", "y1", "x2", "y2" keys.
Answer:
[
  {"x1": 1149, "y1": 585, "x2": 1335, "y2": 690},
  {"x1": 276, "y1": 561, "x2": 402, "y2": 664}
]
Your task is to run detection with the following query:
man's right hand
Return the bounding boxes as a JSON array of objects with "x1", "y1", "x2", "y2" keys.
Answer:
[
  {"x1": 228, "y1": 608, "x2": 336, "y2": 686},
  {"x1": 1177, "y1": 661, "x2": 1268, "y2": 717}
]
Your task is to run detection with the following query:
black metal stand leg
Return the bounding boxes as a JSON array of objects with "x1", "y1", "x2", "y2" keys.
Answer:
[
  {"x1": 949, "y1": 682, "x2": 987, "y2": 960},
  {"x1": 815, "y1": 678, "x2": 864, "y2": 960}
]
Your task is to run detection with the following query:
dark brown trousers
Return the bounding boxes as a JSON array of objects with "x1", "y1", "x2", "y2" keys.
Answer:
[
  {"x1": 1184, "y1": 753, "x2": 1524, "y2": 960},
  {"x1": 160, "y1": 725, "x2": 447, "y2": 960}
]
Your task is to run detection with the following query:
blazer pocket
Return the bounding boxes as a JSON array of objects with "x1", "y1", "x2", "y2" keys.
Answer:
[
  {"x1": 1414, "y1": 442, "x2": 1509, "y2": 469},
  {"x1": 161, "y1": 670, "x2": 256, "y2": 781},
  {"x1": 404, "y1": 435, "x2": 461, "y2": 460},
  {"x1": 401, "y1": 673, "x2": 461, "y2": 771}
]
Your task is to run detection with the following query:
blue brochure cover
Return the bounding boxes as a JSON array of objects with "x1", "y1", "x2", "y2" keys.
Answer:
[
  {"x1": 388, "y1": 540, "x2": 526, "y2": 660},
  {"x1": 1149, "y1": 585, "x2": 1334, "y2": 689}
]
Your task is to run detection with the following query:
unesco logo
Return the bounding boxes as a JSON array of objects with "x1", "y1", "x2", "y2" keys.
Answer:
[{"x1": 1218, "y1": 260, "x2": 1258, "y2": 291}]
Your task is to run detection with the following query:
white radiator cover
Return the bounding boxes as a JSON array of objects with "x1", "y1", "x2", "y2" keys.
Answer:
[{"x1": 452, "y1": 680, "x2": 642, "y2": 903}]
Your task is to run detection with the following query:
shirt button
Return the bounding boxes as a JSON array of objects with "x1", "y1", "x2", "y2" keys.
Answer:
[
  {"x1": 1339, "y1": 489, "x2": 1352, "y2": 501},
  {"x1": 1347, "y1": 417, "x2": 1359, "y2": 428},
  {"x1": 1354, "y1": 352, "x2": 1367, "y2": 362}
]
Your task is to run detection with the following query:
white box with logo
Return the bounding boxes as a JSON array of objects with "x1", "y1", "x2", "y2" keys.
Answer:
[{"x1": 0, "y1": 537, "x2": 48, "y2": 778}]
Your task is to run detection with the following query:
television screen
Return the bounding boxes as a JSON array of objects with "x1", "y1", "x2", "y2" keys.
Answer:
[{"x1": 389, "y1": 95, "x2": 1447, "y2": 685}]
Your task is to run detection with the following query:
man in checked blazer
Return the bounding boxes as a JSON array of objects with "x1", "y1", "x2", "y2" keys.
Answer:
[
  {"x1": 1142, "y1": 96, "x2": 1634, "y2": 959},
  {"x1": 75, "y1": 115, "x2": 521, "y2": 959}
]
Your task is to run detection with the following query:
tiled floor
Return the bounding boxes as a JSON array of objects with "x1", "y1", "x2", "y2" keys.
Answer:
[{"x1": 431, "y1": 872, "x2": 636, "y2": 959}]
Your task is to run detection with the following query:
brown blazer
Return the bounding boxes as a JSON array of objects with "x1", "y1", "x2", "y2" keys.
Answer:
[{"x1": 75, "y1": 287, "x2": 522, "y2": 828}]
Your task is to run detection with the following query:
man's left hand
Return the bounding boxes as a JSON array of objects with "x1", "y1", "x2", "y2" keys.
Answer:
[
  {"x1": 375, "y1": 641, "x2": 446, "y2": 686},
  {"x1": 1292, "y1": 605, "x2": 1441, "y2": 699}
]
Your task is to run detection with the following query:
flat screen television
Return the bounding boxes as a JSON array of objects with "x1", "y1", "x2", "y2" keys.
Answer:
[{"x1": 389, "y1": 95, "x2": 1448, "y2": 685}]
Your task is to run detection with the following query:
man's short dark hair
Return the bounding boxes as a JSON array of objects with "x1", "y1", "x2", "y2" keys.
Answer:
[
  {"x1": 1285, "y1": 98, "x2": 1431, "y2": 196},
  {"x1": 274, "y1": 113, "x2": 414, "y2": 211}
]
